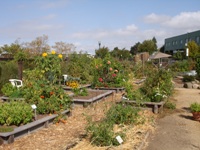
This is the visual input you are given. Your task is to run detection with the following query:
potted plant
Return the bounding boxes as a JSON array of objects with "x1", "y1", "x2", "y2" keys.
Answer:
[{"x1": 190, "y1": 102, "x2": 200, "y2": 121}]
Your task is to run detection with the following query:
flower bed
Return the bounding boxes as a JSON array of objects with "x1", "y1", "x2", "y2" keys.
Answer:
[
  {"x1": 62, "y1": 84, "x2": 91, "y2": 90},
  {"x1": 72, "y1": 89, "x2": 114, "y2": 107},
  {"x1": 0, "y1": 110, "x2": 71, "y2": 145}
]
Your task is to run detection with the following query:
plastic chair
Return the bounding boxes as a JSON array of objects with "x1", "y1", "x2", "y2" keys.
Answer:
[
  {"x1": 63, "y1": 74, "x2": 68, "y2": 82},
  {"x1": 9, "y1": 79, "x2": 23, "y2": 88}
]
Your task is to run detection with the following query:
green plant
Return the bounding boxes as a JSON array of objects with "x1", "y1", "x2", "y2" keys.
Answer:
[
  {"x1": 182, "y1": 75, "x2": 195, "y2": 82},
  {"x1": 164, "y1": 101, "x2": 176, "y2": 110},
  {"x1": 87, "y1": 120, "x2": 117, "y2": 146},
  {"x1": 0, "y1": 101, "x2": 33, "y2": 126},
  {"x1": 93, "y1": 54, "x2": 126, "y2": 88},
  {"x1": 85, "y1": 103, "x2": 140, "y2": 147},
  {"x1": 195, "y1": 58, "x2": 200, "y2": 78},
  {"x1": 190, "y1": 102, "x2": 200, "y2": 112},
  {"x1": 63, "y1": 52, "x2": 94, "y2": 83},
  {"x1": 72, "y1": 87, "x2": 88, "y2": 96},
  {"x1": 1, "y1": 83, "x2": 23, "y2": 98},
  {"x1": 141, "y1": 68, "x2": 174, "y2": 102},
  {"x1": 106, "y1": 104, "x2": 140, "y2": 125},
  {"x1": 20, "y1": 51, "x2": 72, "y2": 114}
]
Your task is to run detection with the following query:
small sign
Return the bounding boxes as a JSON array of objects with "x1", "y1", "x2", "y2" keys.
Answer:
[
  {"x1": 116, "y1": 135, "x2": 123, "y2": 144},
  {"x1": 31, "y1": 104, "x2": 37, "y2": 109}
]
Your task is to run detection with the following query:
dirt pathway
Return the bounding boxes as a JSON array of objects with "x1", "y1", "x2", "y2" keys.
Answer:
[{"x1": 144, "y1": 88, "x2": 200, "y2": 150}]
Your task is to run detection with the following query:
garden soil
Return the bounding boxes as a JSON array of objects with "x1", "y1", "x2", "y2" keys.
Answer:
[{"x1": 144, "y1": 88, "x2": 200, "y2": 150}]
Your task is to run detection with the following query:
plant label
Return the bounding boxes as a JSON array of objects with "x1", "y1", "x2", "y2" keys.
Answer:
[
  {"x1": 116, "y1": 135, "x2": 123, "y2": 144},
  {"x1": 31, "y1": 104, "x2": 37, "y2": 109}
]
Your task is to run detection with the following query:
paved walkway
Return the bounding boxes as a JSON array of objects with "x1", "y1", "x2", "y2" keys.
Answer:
[{"x1": 144, "y1": 88, "x2": 200, "y2": 150}]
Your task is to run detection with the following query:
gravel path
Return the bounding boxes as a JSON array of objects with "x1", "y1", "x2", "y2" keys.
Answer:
[{"x1": 144, "y1": 88, "x2": 200, "y2": 150}]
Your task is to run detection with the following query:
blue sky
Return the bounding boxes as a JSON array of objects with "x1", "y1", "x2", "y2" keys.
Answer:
[{"x1": 0, "y1": 0, "x2": 200, "y2": 54}]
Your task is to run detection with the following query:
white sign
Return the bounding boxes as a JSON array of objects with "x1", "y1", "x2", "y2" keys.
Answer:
[
  {"x1": 116, "y1": 135, "x2": 123, "y2": 144},
  {"x1": 31, "y1": 104, "x2": 37, "y2": 109}
]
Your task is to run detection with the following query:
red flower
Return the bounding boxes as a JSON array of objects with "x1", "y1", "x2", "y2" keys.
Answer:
[
  {"x1": 40, "y1": 95, "x2": 45, "y2": 99},
  {"x1": 109, "y1": 67, "x2": 113, "y2": 71},
  {"x1": 112, "y1": 74, "x2": 117, "y2": 77},
  {"x1": 50, "y1": 91, "x2": 54, "y2": 95},
  {"x1": 99, "y1": 78, "x2": 103, "y2": 82}
]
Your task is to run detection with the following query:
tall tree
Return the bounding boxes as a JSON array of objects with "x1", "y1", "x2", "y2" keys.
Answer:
[
  {"x1": 188, "y1": 41, "x2": 199, "y2": 58},
  {"x1": 138, "y1": 39, "x2": 157, "y2": 54},
  {"x1": 152, "y1": 36, "x2": 157, "y2": 50},
  {"x1": 130, "y1": 42, "x2": 141, "y2": 55},
  {"x1": 24, "y1": 34, "x2": 50, "y2": 56},
  {"x1": 52, "y1": 41, "x2": 75, "y2": 56},
  {"x1": 95, "y1": 46, "x2": 109, "y2": 59}
]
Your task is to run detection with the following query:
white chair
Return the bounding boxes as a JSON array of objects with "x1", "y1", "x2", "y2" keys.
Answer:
[
  {"x1": 9, "y1": 79, "x2": 23, "y2": 88},
  {"x1": 63, "y1": 74, "x2": 68, "y2": 81}
]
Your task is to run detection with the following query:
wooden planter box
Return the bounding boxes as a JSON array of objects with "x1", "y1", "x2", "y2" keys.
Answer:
[
  {"x1": 0, "y1": 110, "x2": 71, "y2": 145},
  {"x1": 94, "y1": 87, "x2": 125, "y2": 93},
  {"x1": 72, "y1": 89, "x2": 114, "y2": 107},
  {"x1": 120, "y1": 100, "x2": 166, "y2": 114}
]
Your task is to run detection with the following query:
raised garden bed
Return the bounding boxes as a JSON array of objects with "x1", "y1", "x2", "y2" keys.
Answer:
[
  {"x1": 62, "y1": 84, "x2": 91, "y2": 90},
  {"x1": 0, "y1": 96, "x2": 24, "y2": 102},
  {"x1": 120, "y1": 99, "x2": 166, "y2": 114},
  {"x1": 0, "y1": 110, "x2": 71, "y2": 145},
  {"x1": 94, "y1": 87, "x2": 125, "y2": 93},
  {"x1": 72, "y1": 89, "x2": 114, "y2": 107}
]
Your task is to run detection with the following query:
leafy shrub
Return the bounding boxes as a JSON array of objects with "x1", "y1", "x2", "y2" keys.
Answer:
[
  {"x1": 106, "y1": 104, "x2": 140, "y2": 125},
  {"x1": 0, "y1": 101, "x2": 33, "y2": 126},
  {"x1": 168, "y1": 60, "x2": 189, "y2": 73},
  {"x1": 0, "y1": 61, "x2": 18, "y2": 91},
  {"x1": 195, "y1": 58, "x2": 200, "y2": 78},
  {"x1": 1, "y1": 83, "x2": 23, "y2": 98},
  {"x1": 63, "y1": 52, "x2": 94, "y2": 84},
  {"x1": 86, "y1": 104, "x2": 140, "y2": 147},
  {"x1": 182, "y1": 75, "x2": 195, "y2": 82},
  {"x1": 141, "y1": 69, "x2": 174, "y2": 102},
  {"x1": 87, "y1": 120, "x2": 118, "y2": 146},
  {"x1": 20, "y1": 51, "x2": 72, "y2": 114},
  {"x1": 190, "y1": 102, "x2": 200, "y2": 112},
  {"x1": 93, "y1": 54, "x2": 126, "y2": 88},
  {"x1": 164, "y1": 101, "x2": 176, "y2": 110},
  {"x1": 72, "y1": 87, "x2": 88, "y2": 96}
]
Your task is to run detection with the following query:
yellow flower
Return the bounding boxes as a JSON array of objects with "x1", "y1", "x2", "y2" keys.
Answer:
[
  {"x1": 42, "y1": 53, "x2": 47, "y2": 57},
  {"x1": 51, "y1": 50, "x2": 56, "y2": 54},
  {"x1": 58, "y1": 54, "x2": 63, "y2": 58}
]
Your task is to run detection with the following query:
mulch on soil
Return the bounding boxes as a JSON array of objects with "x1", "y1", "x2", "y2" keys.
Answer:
[{"x1": 0, "y1": 92, "x2": 156, "y2": 150}]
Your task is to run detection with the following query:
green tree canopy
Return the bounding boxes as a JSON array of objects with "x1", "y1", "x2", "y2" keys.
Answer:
[
  {"x1": 130, "y1": 42, "x2": 140, "y2": 55},
  {"x1": 110, "y1": 47, "x2": 131, "y2": 60},
  {"x1": 95, "y1": 46, "x2": 109, "y2": 59},
  {"x1": 188, "y1": 41, "x2": 200, "y2": 58},
  {"x1": 138, "y1": 39, "x2": 157, "y2": 54}
]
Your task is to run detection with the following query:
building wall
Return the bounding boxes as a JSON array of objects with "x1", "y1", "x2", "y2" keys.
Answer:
[{"x1": 164, "y1": 30, "x2": 200, "y2": 54}]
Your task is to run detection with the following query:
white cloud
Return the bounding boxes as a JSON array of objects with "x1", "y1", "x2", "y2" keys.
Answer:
[
  {"x1": 144, "y1": 13, "x2": 170, "y2": 24},
  {"x1": 144, "y1": 11, "x2": 200, "y2": 30},
  {"x1": 116, "y1": 24, "x2": 138, "y2": 35},
  {"x1": 164, "y1": 11, "x2": 200, "y2": 29}
]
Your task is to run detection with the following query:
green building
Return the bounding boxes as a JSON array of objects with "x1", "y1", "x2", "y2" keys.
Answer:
[{"x1": 164, "y1": 30, "x2": 200, "y2": 54}]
